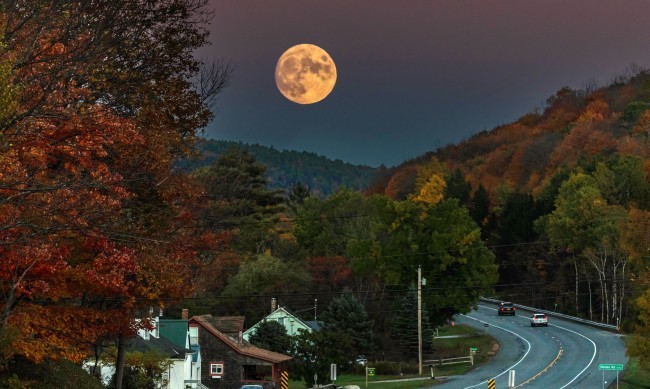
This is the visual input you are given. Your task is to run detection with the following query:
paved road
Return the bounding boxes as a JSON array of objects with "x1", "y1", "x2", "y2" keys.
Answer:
[{"x1": 427, "y1": 304, "x2": 627, "y2": 388}]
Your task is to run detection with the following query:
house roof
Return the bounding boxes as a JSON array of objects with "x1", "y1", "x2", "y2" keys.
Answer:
[
  {"x1": 207, "y1": 316, "x2": 245, "y2": 334},
  {"x1": 159, "y1": 319, "x2": 188, "y2": 349},
  {"x1": 304, "y1": 320, "x2": 322, "y2": 331},
  {"x1": 190, "y1": 315, "x2": 292, "y2": 364},
  {"x1": 271, "y1": 307, "x2": 315, "y2": 330},
  {"x1": 126, "y1": 334, "x2": 194, "y2": 360}
]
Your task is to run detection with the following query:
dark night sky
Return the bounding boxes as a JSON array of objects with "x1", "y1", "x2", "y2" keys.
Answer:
[{"x1": 201, "y1": 0, "x2": 650, "y2": 167}]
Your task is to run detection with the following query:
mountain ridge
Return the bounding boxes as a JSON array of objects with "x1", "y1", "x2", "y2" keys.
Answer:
[{"x1": 190, "y1": 139, "x2": 379, "y2": 197}]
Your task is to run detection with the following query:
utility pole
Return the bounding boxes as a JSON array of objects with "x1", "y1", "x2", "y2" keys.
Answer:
[{"x1": 418, "y1": 265, "x2": 422, "y2": 376}]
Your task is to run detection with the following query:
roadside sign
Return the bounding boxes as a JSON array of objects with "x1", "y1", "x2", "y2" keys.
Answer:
[
  {"x1": 331, "y1": 363, "x2": 337, "y2": 381},
  {"x1": 365, "y1": 367, "x2": 376, "y2": 388},
  {"x1": 598, "y1": 364, "x2": 623, "y2": 371},
  {"x1": 470, "y1": 347, "x2": 478, "y2": 351},
  {"x1": 487, "y1": 378, "x2": 496, "y2": 389},
  {"x1": 280, "y1": 371, "x2": 289, "y2": 389}
]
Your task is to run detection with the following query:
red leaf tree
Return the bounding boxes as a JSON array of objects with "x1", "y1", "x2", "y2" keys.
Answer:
[{"x1": 0, "y1": 0, "x2": 231, "y2": 367}]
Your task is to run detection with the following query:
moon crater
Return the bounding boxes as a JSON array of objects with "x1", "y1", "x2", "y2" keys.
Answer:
[{"x1": 275, "y1": 44, "x2": 337, "y2": 104}]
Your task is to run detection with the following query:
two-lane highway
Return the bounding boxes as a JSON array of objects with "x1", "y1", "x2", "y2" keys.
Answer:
[{"x1": 430, "y1": 304, "x2": 627, "y2": 388}]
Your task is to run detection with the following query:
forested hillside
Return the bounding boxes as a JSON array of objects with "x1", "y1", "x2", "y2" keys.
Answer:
[
  {"x1": 366, "y1": 68, "x2": 650, "y2": 356},
  {"x1": 371, "y1": 67, "x2": 649, "y2": 199},
  {"x1": 189, "y1": 139, "x2": 378, "y2": 196},
  {"x1": 3, "y1": 2, "x2": 650, "y2": 384}
]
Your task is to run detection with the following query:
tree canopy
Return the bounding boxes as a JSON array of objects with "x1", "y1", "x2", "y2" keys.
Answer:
[{"x1": 0, "y1": 0, "x2": 230, "y2": 369}]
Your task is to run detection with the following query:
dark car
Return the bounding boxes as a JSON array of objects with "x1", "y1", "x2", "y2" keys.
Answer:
[{"x1": 498, "y1": 302, "x2": 516, "y2": 316}]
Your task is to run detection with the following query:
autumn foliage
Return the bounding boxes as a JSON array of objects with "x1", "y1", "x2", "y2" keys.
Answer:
[
  {"x1": 374, "y1": 69, "x2": 650, "y2": 200},
  {"x1": 0, "y1": 0, "x2": 229, "y2": 364}
]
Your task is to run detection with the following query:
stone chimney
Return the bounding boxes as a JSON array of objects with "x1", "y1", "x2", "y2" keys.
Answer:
[
  {"x1": 271, "y1": 297, "x2": 277, "y2": 312},
  {"x1": 181, "y1": 309, "x2": 188, "y2": 320}
]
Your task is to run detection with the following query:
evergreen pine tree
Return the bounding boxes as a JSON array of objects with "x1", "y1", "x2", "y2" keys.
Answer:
[
  {"x1": 470, "y1": 184, "x2": 490, "y2": 226},
  {"x1": 194, "y1": 147, "x2": 286, "y2": 252},
  {"x1": 390, "y1": 288, "x2": 434, "y2": 361},
  {"x1": 248, "y1": 320, "x2": 292, "y2": 354},
  {"x1": 444, "y1": 168, "x2": 471, "y2": 207},
  {"x1": 321, "y1": 290, "x2": 374, "y2": 359},
  {"x1": 287, "y1": 182, "x2": 311, "y2": 214}
]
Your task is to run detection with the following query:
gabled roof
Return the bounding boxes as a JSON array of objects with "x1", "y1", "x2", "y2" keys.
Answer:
[
  {"x1": 207, "y1": 316, "x2": 246, "y2": 334},
  {"x1": 190, "y1": 315, "x2": 292, "y2": 364},
  {"x1": 267, "y1": 307, "x2": 314, "y2": 330},
  {"x1": 127, "y1": 334, "x2": 194, "y2": 360},
  {"x1": 159, "y1": 319, "x2": 189, "y2": 349}
]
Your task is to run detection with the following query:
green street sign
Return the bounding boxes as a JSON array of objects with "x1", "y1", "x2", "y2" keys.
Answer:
[
  {"x1": 598, "y1": 364, "x2": 623, "y2": 371},
  {"x1": 367, "y1": 367, "x2": 376, "y2": 376},
  {"x1": 470, "y1": 347, "x2": 478, "y2": 351}
]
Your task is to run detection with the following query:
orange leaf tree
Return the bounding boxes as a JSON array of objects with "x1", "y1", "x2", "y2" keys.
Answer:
[{"x1": 0, "y1": 0, "x2": 230, "y2": 365}]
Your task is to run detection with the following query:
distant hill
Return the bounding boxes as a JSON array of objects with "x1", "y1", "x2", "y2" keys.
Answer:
[
  {"x1": 189, "y1": 139, "x2": 379, "y2": 197},
  {"x1": 369, "y1": 67, "x2": 650, "y2": 200}
]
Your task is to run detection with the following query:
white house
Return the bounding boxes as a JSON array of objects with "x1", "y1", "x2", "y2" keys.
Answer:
[
  {"x1": 85, "y1": 311, "x2": 201, "y2": 389},
  {"x1": 243, "y1": 300, "x2": 320, "y2": 341}
]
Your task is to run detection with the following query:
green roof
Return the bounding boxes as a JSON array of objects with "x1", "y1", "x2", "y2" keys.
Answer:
[{"x1": 159, "y1": 319, "x2": 189, "y2": 349}]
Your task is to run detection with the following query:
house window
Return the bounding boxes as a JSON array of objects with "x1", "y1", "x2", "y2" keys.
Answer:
[
  {"x1": 209, "y1": 362, "x2": 224, "y2": 378},
  {"x1": 277, "y1": 317, "x2": 284, "y2": 325}
]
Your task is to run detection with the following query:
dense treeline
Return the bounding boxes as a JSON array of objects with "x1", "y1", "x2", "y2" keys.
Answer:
[
  {"x1": 367, "y1": 67, "x2": 650, "y2": 362},
  {"x1": 2, "y1": 1, "x2": 650, "y2": 385},
  {"x1": 185, "y1": 147, "x2": 497, "y2": 375},
  {"x1": 189, "y1": 139, "x2": 379, "y2": 197},
  {"x1": 0, "y1": 0, "x2": 231, "y2": 386}
]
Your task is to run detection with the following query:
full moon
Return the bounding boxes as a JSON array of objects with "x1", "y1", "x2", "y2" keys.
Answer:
[{"x1": 275, "y1": 44, "x2": 337, "y2": 104}]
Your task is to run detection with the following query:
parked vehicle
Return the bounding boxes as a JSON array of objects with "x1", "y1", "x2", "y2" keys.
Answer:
[
  {"x1": 530, "y1": 313, "x2": 548, "y2": 327},
  {"x1": 498, "y1": 302, "x2": 516, "y2": 316},
  {"x1": 241, "y1": 385, "x2": 264, "y2": 389},
  {"x1": 355, "y1": 355, "x2": 368, "y2": 366}
]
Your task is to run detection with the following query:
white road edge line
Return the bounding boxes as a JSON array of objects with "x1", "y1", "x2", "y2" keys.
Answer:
[
  {"x1": 477, "y1": 303, "x2": 598, "y2": 389},
  {"x1": 552, "y1": 322, "x2": 597, "y2": 389},
  {"x1": 459, "y1": 311, "x2": 532, "y2": 389}
]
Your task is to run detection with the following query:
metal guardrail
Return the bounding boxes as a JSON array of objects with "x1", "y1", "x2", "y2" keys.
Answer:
[{"x1": 480, "y1": 297, "x2": 619, "y2": 331}]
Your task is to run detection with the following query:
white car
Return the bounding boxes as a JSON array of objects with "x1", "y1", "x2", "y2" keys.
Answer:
[{"x1": 530, "y1": 313, "x2": 548, "y2": 327}]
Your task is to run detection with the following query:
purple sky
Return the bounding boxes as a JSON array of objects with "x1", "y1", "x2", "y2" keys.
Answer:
[{"x1": 201, "y1": 0, "x2": 650, "y2": 167}]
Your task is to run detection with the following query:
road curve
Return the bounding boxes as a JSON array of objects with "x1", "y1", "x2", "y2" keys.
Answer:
[{"x1": 428, "y1": 304, "x2": 627, "y2": 388}]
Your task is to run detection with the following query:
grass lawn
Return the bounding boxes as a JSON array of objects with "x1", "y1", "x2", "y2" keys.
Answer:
[
  {"x1": 287, "y1": 324, "x2": 497, "y2": 389},
  {"x1": 288, "y1": 374, "x2": 436, "y2": 389}
]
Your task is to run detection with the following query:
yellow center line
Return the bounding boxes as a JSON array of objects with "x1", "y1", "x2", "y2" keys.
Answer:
[{"x1": 517, "y1": 346, "x2": 563, "y2": 387}]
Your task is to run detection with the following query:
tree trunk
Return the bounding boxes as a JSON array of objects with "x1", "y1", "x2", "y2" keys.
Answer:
[
  {"x1": 617, "y1": 261, "x2": 627, "y2": 328},
  {"x1": 612, "y1": 261, "x2": 621, "y2": 326},
  {"x1": 586, "y1": 247, "x2": 609, "y2": 324},
  {"x1": 583, "y1": 265, "x2": 593, "y2": 321},
  {"x1": 598, "y1": 271, "x2": 604, "y2": 323},
  {"x1": 115, "y1": 332, "x2": 126, "y2": 389}
]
